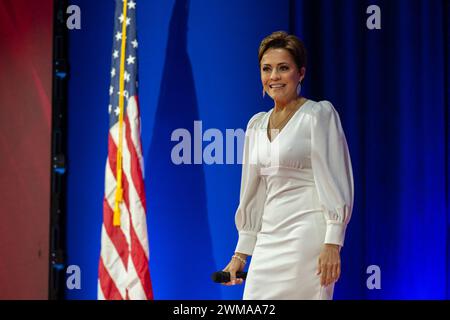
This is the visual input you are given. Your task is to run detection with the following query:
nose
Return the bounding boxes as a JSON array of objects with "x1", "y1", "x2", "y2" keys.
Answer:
[{"x1": 270, "y1": 69, "x2": 281, "y2": 81}]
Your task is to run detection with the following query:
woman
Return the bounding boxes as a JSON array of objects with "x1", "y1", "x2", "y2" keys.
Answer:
[{"x1": 222, "y1": 31, "x2": 354, "y2": 300}]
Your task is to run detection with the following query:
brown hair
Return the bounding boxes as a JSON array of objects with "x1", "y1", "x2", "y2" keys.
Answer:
[{"x1": 258, "y1": 31, "x2": 307, "y2": 82}]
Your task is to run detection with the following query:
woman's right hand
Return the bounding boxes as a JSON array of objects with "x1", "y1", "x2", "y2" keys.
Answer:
[{"x1": 221, "y1": 253, "x2": 247, "y2": 286}]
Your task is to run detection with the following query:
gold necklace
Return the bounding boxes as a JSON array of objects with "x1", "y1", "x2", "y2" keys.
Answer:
[
  {"x1": 268, "y1": 98, "x2": 304, "y2": 141},
  {"x1": 269, "y1": 107, "x2": 297, "y2": 129}
]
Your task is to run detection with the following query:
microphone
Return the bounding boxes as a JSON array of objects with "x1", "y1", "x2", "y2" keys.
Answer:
[{"x1": 211, "y1": 271, "x2": 247, "y2": 283}]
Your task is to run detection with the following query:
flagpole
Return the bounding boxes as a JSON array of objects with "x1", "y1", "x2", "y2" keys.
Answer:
[{"x1": 113, "y1": 0, "x2": 129, "y2": 226}]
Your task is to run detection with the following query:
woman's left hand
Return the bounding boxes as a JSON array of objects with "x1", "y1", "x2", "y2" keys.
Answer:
[{"x1": 317, "y1": 243, "x2": 341, "y2": 287}]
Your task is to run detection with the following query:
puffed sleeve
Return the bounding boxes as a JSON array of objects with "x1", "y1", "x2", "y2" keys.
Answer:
[
  {"x1": 310, "y1": 101, "x2": 354, "y2": 247},
  {"x1": 234, "y1": 112, "x2": 267, "y2": 255}
]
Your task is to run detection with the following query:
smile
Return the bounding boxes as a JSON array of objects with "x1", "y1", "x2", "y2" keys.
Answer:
[{"x1": 269, "y1": 84, "x2": 286, "y2": 89}]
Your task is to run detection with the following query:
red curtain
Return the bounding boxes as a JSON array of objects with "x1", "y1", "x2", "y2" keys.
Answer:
[{"x1": 0, "y1": 0, "x2": 53, "y2": 299}]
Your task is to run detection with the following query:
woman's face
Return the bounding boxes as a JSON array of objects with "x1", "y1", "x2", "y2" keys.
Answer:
[{"x1": 260, "y1": 48, "x2": 305, "y2": 104}]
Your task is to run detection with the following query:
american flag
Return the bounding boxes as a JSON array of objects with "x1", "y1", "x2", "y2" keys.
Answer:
[{"x1": 98, "y1": 0, "x2": 153, "y2": 300}]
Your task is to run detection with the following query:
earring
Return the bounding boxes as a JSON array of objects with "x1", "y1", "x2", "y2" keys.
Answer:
[
  {"x1": 296, "y1": 82, "x2": 302, "y2": 96},
  {"x1": 262, "y1": 88, "x2": 266, "y2": 98}
]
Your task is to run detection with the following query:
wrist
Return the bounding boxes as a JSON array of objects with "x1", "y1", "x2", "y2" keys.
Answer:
[
  {"x1": 232, "y1": 253, "x2": 247, "y2": 265},
  {"x1": 234, "y1": 252, "x2": 248, "y2": 259},
  {"x1": 324, "y1": 243, "x2": 340, "y2": 251}
]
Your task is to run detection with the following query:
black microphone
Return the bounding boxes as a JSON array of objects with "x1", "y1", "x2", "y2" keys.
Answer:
[{"x1": 211, "y1": 271, "x2": 247, "y2": 283}]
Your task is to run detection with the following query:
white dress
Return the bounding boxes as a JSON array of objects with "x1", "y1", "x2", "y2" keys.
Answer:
[{"x1": 234, "y1": 100, "x2": 354, "y2": 300}]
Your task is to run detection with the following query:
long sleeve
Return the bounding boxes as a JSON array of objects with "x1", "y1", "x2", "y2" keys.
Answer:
[
  {"x1": 310, "y1": 101, "x2": 354, "y2": 247},
  {"x1": 234, "y1": 112, "x2": 266, "y2": 255}
]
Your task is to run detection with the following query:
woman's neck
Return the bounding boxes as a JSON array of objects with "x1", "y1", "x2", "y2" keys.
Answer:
[{"x1": 274, "y1": 96, "x2": 304, "y2": 112}]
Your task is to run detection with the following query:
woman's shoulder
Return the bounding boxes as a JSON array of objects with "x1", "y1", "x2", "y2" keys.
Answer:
[
  {"x1": 246, "y1": 111, "x2": 267, "y2": 129},
  {"x1": 302, "y1": 99, "x2": 338, "y2": 118}
]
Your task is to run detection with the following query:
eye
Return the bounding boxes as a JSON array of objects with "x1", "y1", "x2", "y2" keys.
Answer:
[
  {"x1": 280, "y1": 65, "x2": 289, "y2": 71},
  {"x1": 262, "y1": 66, "x2": 271, "y2": 72}
]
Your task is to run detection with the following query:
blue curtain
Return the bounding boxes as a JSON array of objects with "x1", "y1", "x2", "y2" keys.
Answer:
[
  {"x1": 66, "y1": 0, "x2": 449, "y2": 299},
  {"x1": 292, "y1": 0, "x2": 449, "y2": 299}
]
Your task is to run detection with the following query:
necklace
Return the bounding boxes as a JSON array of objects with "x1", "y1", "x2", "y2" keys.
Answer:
[
  {"x1": 269, "y1": 107, "x2": 297, "y2": 129},
  {"x1": 267, "y1": 98, "x2": 305, "y2": 141}
]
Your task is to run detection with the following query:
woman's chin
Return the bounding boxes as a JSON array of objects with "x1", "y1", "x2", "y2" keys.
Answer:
[
  {"x1": 270, "y1": 92, "x2": 284, "y2": 100},
  {"x1": 272, "y1": 96, "x2": 290, "y2": 105}
]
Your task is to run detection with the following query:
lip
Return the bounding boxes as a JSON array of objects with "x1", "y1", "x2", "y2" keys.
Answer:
[{"x1": 269, "y1": 84, "x2": 286, "y2": 89}]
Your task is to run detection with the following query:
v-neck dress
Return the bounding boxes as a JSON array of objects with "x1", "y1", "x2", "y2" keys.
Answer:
[{"x1": 234, "y1": 100, "x2": 354, "y2": 300}]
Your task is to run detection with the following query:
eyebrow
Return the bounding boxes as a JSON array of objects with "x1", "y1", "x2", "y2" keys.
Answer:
[{"x1": 262, "y1": 62, "x2": 290, "y2": 67}]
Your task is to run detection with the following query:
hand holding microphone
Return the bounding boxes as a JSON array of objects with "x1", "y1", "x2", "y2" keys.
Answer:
[
  {"x1": 211, "y1": 271, "x2": 247, "y2": 283},
  {"x1": 217, "y1": 253, "x2": 248, "y2": 285}
]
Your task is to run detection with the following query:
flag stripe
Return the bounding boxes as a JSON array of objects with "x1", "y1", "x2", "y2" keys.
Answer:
[
  {"x1": 124, "y1": 249, "x2": 147, "y2": 299},
  {"x1": 97, "y1": 280, "x2": 105, "y2": 300},
  {"x1": 99, "y1": 256, "x2": 124, "y2": 300},
  {"x1": 129, "y1": 96, "x2": 146, "y2": 182},
  {"x1": 124, "y1": 103, "x2": 149, "y2": 249},
  {"x1": 104, "y1": 152, "x2": 132, "y2": 250},
  {"x1": 110, "y1": 119, "x2": 148, "y2": 254},
  {"x1": 124, "y1": 96, "x2": 147, "y2": 212},
  {"x1": 112, "y1": 117, "x2": 153, "y2": 298},
  {"x1": 104, "y1": 135, "x2": 130, "y2": 267},
  {"x1": 99, "y1": 223, "x2": 129, "y2": 298},
  {"x1": 130, "y1": 223, "x2": 153, "y2": 299},
  {"x1": 102, "y1": 197, "x2": 129, "y2": 268}
]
